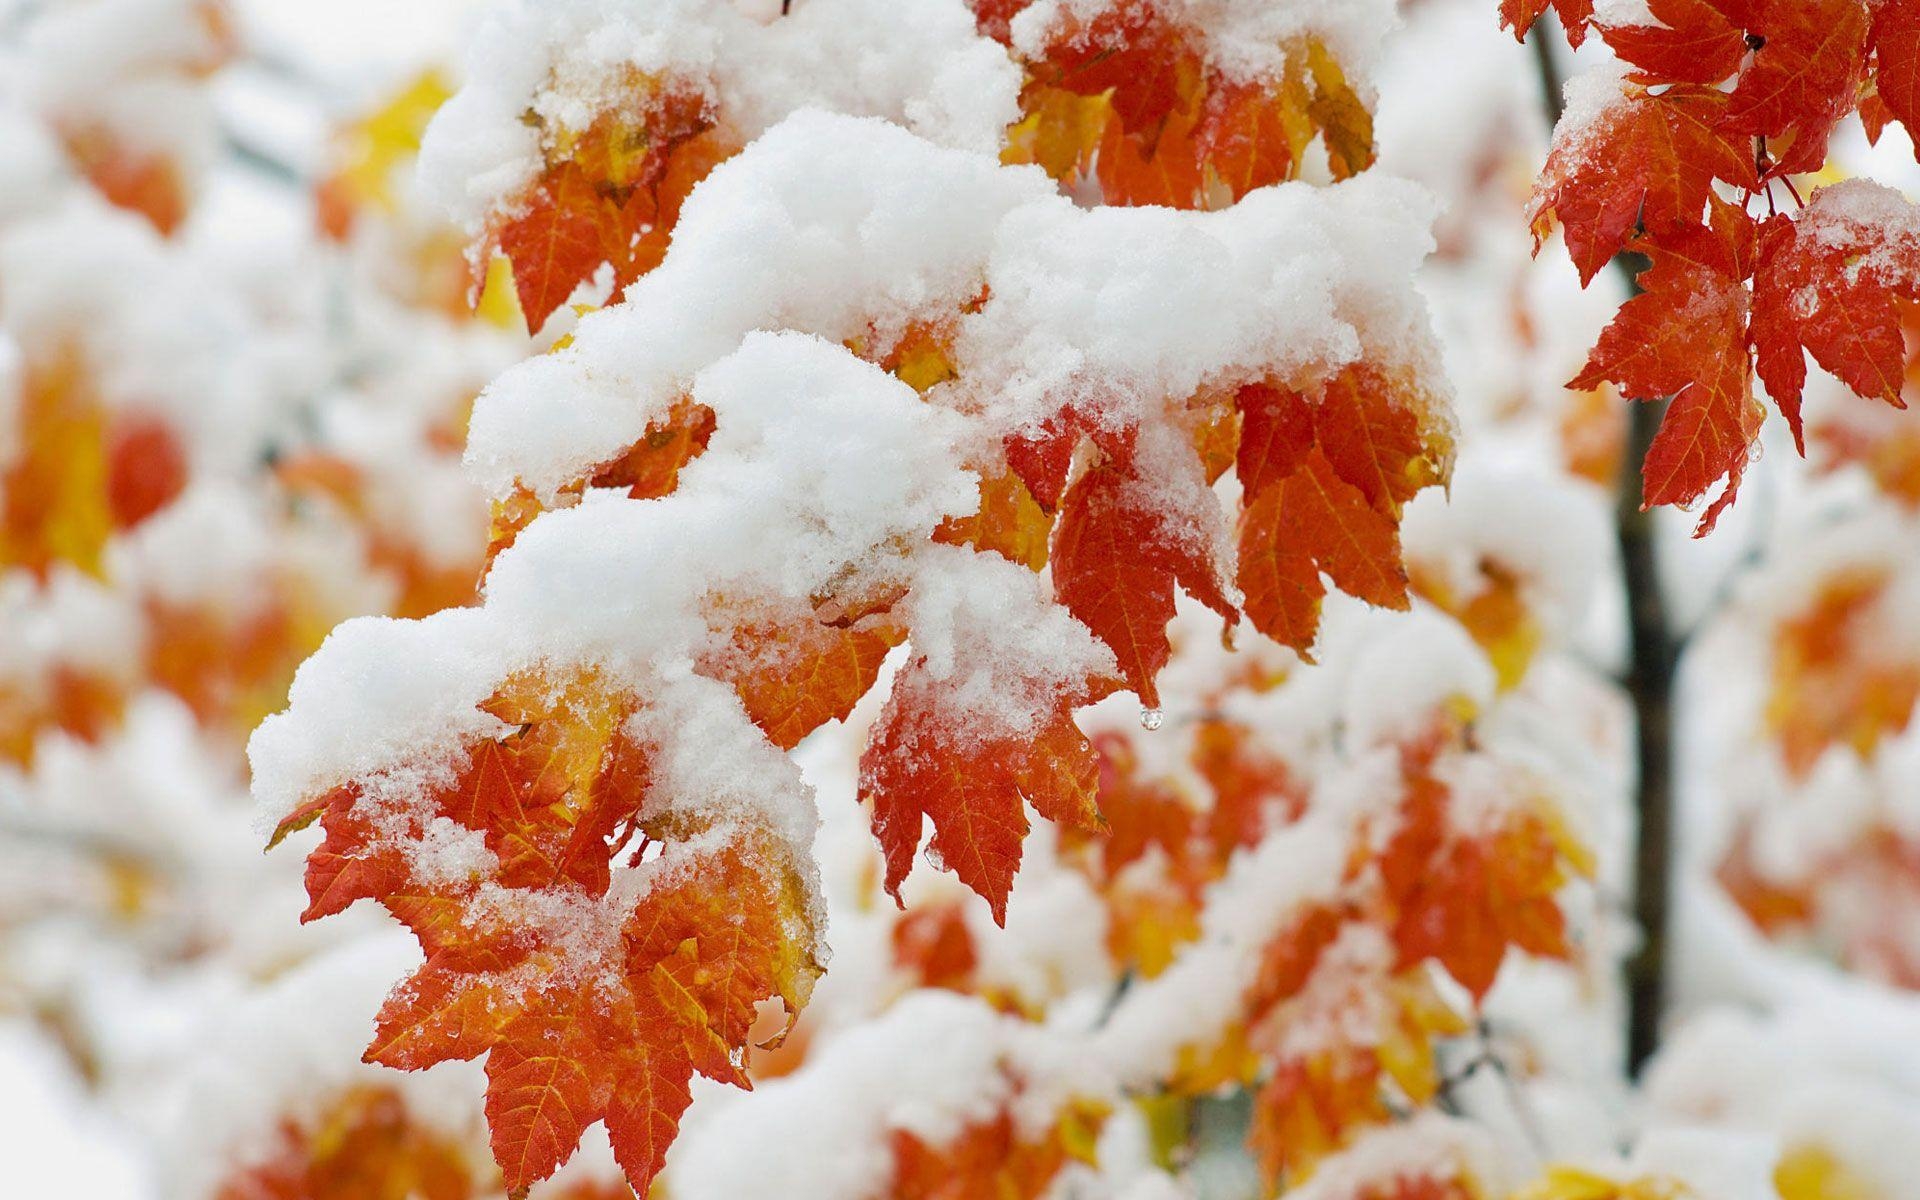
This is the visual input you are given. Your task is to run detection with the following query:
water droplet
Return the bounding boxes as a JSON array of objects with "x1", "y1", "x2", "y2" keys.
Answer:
[{"x1": 1139, "y1": 707, "x2": 1164, "y2": 731}]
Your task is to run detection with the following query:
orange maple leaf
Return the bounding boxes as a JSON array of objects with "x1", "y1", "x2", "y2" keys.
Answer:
[
  {"x1": 274, "y1": 668, "x2": 819, "y2": 1198},
  {"x1": 860, "y1": 655, "x2": 1111, "y2": 923}
]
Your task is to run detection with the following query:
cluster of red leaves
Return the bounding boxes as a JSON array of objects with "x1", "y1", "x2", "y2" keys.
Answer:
[
  {"x1": 271, "y1": 667, "x2": 822, "y2": 1199},
  {"x1": 862, "y1": 359, "x2": 1446, "y2": 927},
  {"x1": 214, "y1": 1085, "x2": 636, "y2": 1200},
  {"x1": 1062, "y1": 720, "x2": 1302, "y2": 976},
  {"x1": 0, "y1": 350, "x2": 188, "y2": 582},
  {"x1": 481, "y1": 0, "x2": 1386, "y2": 333},
  {"x1": 1716, "y1": 567, "x2": 1920, "y2": 986},
  {"x1": 1765, "y1": 569, "x2": 1920, "y2": 778},
  {"x1": 1719, "y1": 816, "x2": 1920, "y2": 991},
  {"x1": 1376, "y1": 733, "x2": 1594, "y2": 1001},
  {"x1": 482, "y1": 76, "x2": 734, "y2": 333},
  {"x1": 1517, "y1": 0, "x2": 1920, "y2": 533},
  {"x1": 355, "y1": 10, "x2": 1458, "y2": 1191},
  {"x1": 1145, "y1": 719, "x2": 1590, "y2": 1186},
  {"x1": 887, "y1": 1099, "x2": 1107, "y2": 1200},
  {"x1": 983, "y1": 0, "x2": 1375, "y2": 206}
]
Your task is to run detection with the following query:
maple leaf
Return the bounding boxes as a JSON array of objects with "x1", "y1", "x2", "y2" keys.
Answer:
[
  {"x1": 1570, "y1": 205, "x2": 1764, "y2": 531},
  {"x1": 495, "y1": 162, "x2": 627, "y2": 335},
  {"x1": 104, "y1": 415, "x2": 187, "y2": 530},
  {"x1": 891, "y1": 899, "x2": 980, "y2": 992},
  {"x1": 1873, "y1": 0, "x2": 1920, "y2": 160},
  {"x1": 1096, "y1": 100, "x2": 1207, "y2": 208},
  {"x1": 934, "y1": 467, "x2": 1055, "y2": 572},
  {"x1": 63, "y1": 125, "x2": 190, "y2": 235},
  {"x1": 1246, "y1": 968, "x2": 1467, "y2": 1183},
  {"x1": 1302, "y1": 38, "x2": 1376, "y2": 181},
  {"x1": 1002, "y1": 85, "x2": 1113, "y2": 183},
  {"x1": 1195, "y1": 81, "x2": 1297, "y2": 201},
  {"x1": 860, "y1": 656, "x2": 1110, "y2": 924},
  {"x1": 1723, "y1": 0, "x2": 1870, "y2": 174},
  {"x1": 1028, "y1": 0, "x2": 1193, "y2": 138},
  {"x1": 315, "y1": 70, "x2": 454, "y2": 240},
  {"x1": 279, "y1": 667, "x2": 821, "y2": 1198},
  {"x1": 1376, "y1": 735, "x2": 1593, "y2": 999},
  {"x1": 1596, "y1": 0, "x2": 1748, "y2": 85},
  {"x1": 0, "y1": 349, "x2": 112, "y2": 581},
  {"x1": 1499, "y1": 0, "x2": 1594, "y2": 47},
  {"x1": 1530, "y1": 82, "x2": 1756, "y2": 285},
  {"x1": 1766, "y1": 569, "x2": 1920, "y2": 779},
  {"x1": 486, "y1": 400, "x2": 717, "y2": 567},
  {"x1": 1051, "y1": 456, "x2": 1234, "y2": 707},
  {"x1": 483, "y1": 81, "x2": 727, "y2": 333},
  {"x1": 1233, "y1": 367, "x2": 1442, "y2": 656},
  {"x1": 214, "y1": 1086, "x2": 476, "y2": 1200},
  {"x1": 698, "y1": 606, "x2": 903, "y2": 751},
  {"x1": 1752, "y1": 185, "x2": 1919, "y2": 449},
  {"x1": 888, "y1": 1101, "x2": 1106, "y2": 1200}
]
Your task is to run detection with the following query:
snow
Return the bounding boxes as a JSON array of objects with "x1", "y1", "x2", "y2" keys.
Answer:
[
  {"x1": 461, "y1": 110, "x2": 1050, "y2": 499},
  {"x1": 418, "y1": 0, "x2": 1022, "y2": 232},
  {"x1": 665, "y1": 991, "x2": 1037, "y2": 1197},
  {"x1": 14, "y1": 0, "x2": 1920, "y2": 1197},
  {"x1": 1008, "y1": 0, "x2": 1399, "y2": 90}
]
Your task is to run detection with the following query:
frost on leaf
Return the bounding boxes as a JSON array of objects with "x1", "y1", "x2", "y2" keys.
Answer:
[
  {"x1": 271, "y1": 666, "x2": 821, "y2": 1198},
  {"x1": 995, "y1": 0, "x2": 1377, "y2": 207},
  {"x1": 482, "y1": 78, "x2": 730, "y2": 333}
]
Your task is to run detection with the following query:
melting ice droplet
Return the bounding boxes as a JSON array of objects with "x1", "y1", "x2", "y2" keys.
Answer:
[{"x1": 1139, "y1": 707, "x2": 1164, "y2": 731}]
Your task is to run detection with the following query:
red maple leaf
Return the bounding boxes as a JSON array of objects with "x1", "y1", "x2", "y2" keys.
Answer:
[
  {"x1": 1570, "y1": 203, "x2": 1765, "y2": 532},
  {"x1": 273, "y1": 669, "x2": 819, "y2": 1199},
  {"x1": 1499, "y1": 0, "x2": 1594, "y2": 46},
  {"x1": 1596, "y1": 0, "x2": 1748, "y2": 85},
  {"x1": 1531, "y1": 83, "x2": 1756, "y2": 284},
  {"x1": 860, "y1": 656, "x2": 1109, "y2": 924},
  {"x1": 1752, "y1": 186, "x2": 1918, "y2": 450}
]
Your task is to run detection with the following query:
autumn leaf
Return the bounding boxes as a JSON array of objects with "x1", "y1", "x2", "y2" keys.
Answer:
[
  {"x1": 1873, "y1": 0, "x2": 1920, "y2": 159},
  {"x1": 1052, "y1": 456, "x2": 1233, "y2": 707},
  {"x1": 1723, "y1": 0, "x2": 1869, "y2": 174},
  {"x1": 699, "y1": 609, "x2": 903, "y2": 751},
  {"x1": 888, "y1": 1101, "x2": 1106, "y2": 1200},
  {"x1": 285, "y1": 666, "x2": 820, "y2": 1198},
  {"x1": 213, "y1": 1086, "x2": 476, "y2": 1200},
  {"x1": 1376, "y1": 735, "x2": 1593, "y2": 999},
  {"x1": 1531, "y1": 83, "x2": 1756, "y2": 285},
  {"x1": 860, "y1": 656, "x2": 1108, "y2": 924},
  {"x1": 1596, "y1": 0, "x2": 1748, "y2": 86},
  {"x1": 1499, "y1": 0, "x2": 1594, "y2": 46},
  {"x1": 481, "y1": 79, "x2": 728, "y2": 333},
  {"x1": 1232, "y1": 367, "x2": 1441, "y2": 656},
  {"x1": 1570, "y1": 204, "x2": 1764, "y2": 531},
  {"x1": 1752, "y1": 186, "x2": 1919, "y2": 450},
  {"x1": 495, "y1": 162, "x2": 627, "y2": 335}
]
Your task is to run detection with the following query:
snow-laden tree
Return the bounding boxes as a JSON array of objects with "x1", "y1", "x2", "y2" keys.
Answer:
[{"x1": 7, "y1": 1, "x2": 1920, "y2": 1198}]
